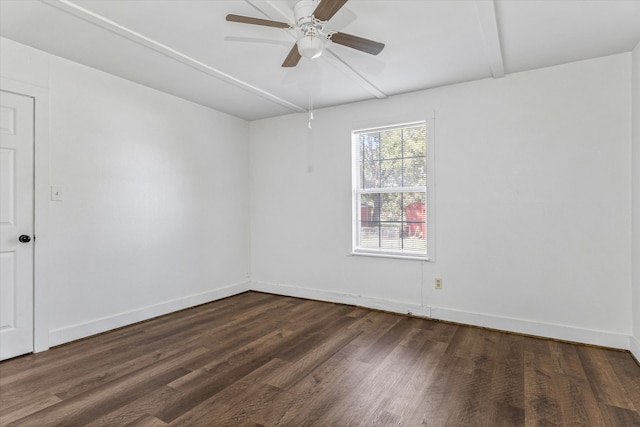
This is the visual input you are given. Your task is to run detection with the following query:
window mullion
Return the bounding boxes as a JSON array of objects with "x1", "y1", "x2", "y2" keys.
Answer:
[
  {"x1": 361, "y1": 136, "x2": 365, "y2": 190},
  {"x1": 401, "y1": 128, "x2": 405, "y2": 250},
  {"x1": 359, "y1": 187, "x2": 425, "y2": 194}
]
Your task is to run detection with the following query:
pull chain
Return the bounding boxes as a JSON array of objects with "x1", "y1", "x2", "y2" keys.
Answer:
[{"x1": 308, "y1": 96, "x2": 314, "y2": 129}]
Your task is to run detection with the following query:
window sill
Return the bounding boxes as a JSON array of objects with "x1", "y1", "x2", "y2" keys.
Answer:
[{"x1": 350, "y1": 251, "x2": 430, "y2": 261}]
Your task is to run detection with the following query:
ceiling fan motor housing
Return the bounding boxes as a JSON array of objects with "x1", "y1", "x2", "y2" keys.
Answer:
[{"x1": 294, "y1": 1, "x2": 318, "y2": 27}]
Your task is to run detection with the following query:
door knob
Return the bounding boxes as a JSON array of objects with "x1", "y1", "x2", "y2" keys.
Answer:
[{"x1": 18, "y1": 235, "x2": 31, "y2": 243}]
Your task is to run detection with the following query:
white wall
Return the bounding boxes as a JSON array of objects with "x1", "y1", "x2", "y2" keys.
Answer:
[
  {"x1": 1, "y1": 36, "x2": 635, "y2": 352},
  {"x1": 632, "y1": 41, "x2": 640, "y2": 360},
  {"x1": 250, "y1": 53, "x2": 633, "y2": 349},
  {"x1": 1, "y1": 38, "x2": 251, "y2": 347}
]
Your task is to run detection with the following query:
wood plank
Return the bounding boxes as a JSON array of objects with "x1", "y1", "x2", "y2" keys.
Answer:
[
  {"x1": 328, "y1": 326, "x2": 435, "y2": 425},
  {"x1": 407, "y1": 352, "x2": 471, "y2": 425},
  {"x1": 1, "y1": 292, "x2": 638, "y2": 426},
  {"x1": 168, "y1": 358, "x2": 288, "y2": 426},
  {"x1": 0, "y1": 392, "x2": 62, "y2": 425},
  {"x1": 376, "y1": 338, "x2": 449, "y2": 422},
  {"x1": 156, "y1": 304, "x2": 356, "y2": 422},
  {"x1": 486, "y1": 333, "x2": 525, "y2": 426},
  {"x1": 124, "y1": 414, "x2": 168, "y2": 426},
  {"x1": 357, "y1": 316, "x2": 416, "y2": 364},
  {"x1": 5, "y1": 345, "x2": 207, "y2": 426},
  {"x1": 443, "y1": 330, "x2": 501, "y2": 426},
  {"x1": 607, "y1": 348, "x2": 640, "y2": 413},
  {"x1": 576, "y1": 345, "x2": 638, "y2": 410},
  {"x1": 86, "y1": 386, "x2": 184, "y2": 426},
  {"x1": 524, "y1": 340, "x2": 565, "y2": 426},
  {"x1": 252, "y1": 311, "x2": 403, "y2": 425},
  {"x1": 261, "y1": 327, "x2": 362, "y2": 390}
]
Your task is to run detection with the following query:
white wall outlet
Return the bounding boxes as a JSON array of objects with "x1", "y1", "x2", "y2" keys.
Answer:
[
  {"x1": 435, "y1": 278, "x2": 443, "y2": 290},
  {"x1": 50, "y1": 185, "x2": 64, "y2": 201}
]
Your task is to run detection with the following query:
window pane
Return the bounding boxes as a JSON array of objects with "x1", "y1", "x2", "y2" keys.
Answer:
[
  {"x1": 380, "y1": 223, "x2": 402, "y2": 249},
  {"x1": 359, "y1": 227, "x2": 380, "y2": 249},
  {"x1": 380, "y1": 193, "x2": 403, "y2": 249},
  {"x1": 359, "y1": 194, "x2": 380, "y2": 249},
  {"x1": 380, "y1": 128, "x2": 402, "y2": 159},
  {"x1": 403, "y1": 232, "x2": 426, "y2": 252},
  {"x1": 403, "y1": 126, "x2": 426, "y2": 158},
  {"x1": 360, "y1": 193, "x2": 380, "y2": 227},
  {"x1": 402, "y1": 192, "x2": 425, "y2": 209},
  {"x1": 380, "y1": 193, "x2": 402, "y2": 222},
  {"x1": 403, "y1": 193, "x2": 426, "y2": 252},
  {"x1": 361, "y1": 158, "x2": 380, "y2": 189},
  {"x1": 360, "y1": 133, "x2": 381, "y2": 160},
  {"x1": 380, "y1": 159, "x2": 402, "y2": 187},
  {"x1": 403, "y1": 157, "x2": 426, "y2": 186},
  {"x1": 361, "y1": 133, "x2": 381, "y2": 189}
]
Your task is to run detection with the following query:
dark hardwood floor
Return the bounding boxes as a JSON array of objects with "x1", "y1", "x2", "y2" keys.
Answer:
[{"x1": 1, "y1": 291, "x2": 639, "y2": 426}]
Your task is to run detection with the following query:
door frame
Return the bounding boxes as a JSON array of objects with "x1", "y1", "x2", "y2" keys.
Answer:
[{"x1": 1, "y1": 77, "x2": 50, "y2": 353}]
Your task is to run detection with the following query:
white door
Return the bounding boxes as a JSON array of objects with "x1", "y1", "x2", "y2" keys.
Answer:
[{"x1": 0, "y1": 90, "x2": 34, "y2": 361}]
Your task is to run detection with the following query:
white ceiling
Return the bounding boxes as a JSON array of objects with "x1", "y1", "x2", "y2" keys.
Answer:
[{"x1": 1, "y1": 0, "x2": 639, "y2": 121}]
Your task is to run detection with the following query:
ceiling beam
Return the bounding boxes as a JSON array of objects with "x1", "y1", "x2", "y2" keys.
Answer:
[
  {"x1": 245, "y1": 0, "x2": 387, "y2": 100},
  {"x1": 321, "y1": 49, "x2": 387, "y2": 99},
  {"x1": 474, "y1": 0, "x2": 505, "y2": 78},
  {"x1": 40, "y1": 0, "x2": 307, "y2": 114}
]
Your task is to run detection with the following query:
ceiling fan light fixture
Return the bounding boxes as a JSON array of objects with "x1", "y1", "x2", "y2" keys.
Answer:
[
  {"x1": 227, "y1": 0, "x2": 385, "y2": 68},
  {"x1": 297, "y1": 34, "x2": 324, "y2": 59}
]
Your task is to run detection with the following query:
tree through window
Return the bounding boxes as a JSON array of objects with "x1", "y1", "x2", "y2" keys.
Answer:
[{"x1": 352, "y1": 121, "x2": 430, "y2": 259}]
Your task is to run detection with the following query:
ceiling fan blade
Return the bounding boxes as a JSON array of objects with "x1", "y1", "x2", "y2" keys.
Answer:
[
  {"x1": 313, "y1": 0, "x2": 348, "y2": 22},
  {"x1": 282, "y1": 44, "x2": 302, "y2": 67},
  {"x1": 226, "y1": 14, "x2": 290, "y2": 29},
  {"x1": 330, "y1": 32, "x2": 385, "y2": 55}
]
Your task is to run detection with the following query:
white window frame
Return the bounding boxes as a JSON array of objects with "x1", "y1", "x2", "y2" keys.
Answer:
[{"x1": 351, "y1": 119, "x2": 435, "y2": 261}]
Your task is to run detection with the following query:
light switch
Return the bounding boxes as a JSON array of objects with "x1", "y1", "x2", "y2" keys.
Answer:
[{"x1": 51, "y1": 185, "x2": 64, "y2": 201}]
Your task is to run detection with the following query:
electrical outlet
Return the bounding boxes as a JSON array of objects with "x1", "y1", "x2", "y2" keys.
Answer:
[{"x1": 435, "y1": 278, "x2": 443, "y2": 290}]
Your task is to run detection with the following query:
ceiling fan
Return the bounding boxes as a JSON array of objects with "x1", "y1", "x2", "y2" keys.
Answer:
[{"x1": 226, "y1": 0, "x2": 385, "y2": 67}]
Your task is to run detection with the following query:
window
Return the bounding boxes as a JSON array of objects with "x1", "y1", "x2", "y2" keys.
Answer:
[{"x1": 352, "y1": 121, "x2": 433, "y2": 260}]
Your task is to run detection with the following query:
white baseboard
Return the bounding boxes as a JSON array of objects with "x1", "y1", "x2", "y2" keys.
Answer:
[
  {"x1": 47, "y1": 279, "x2": 633, "y2": 352},
  {"x1": 431, "y1": 306, "x2": 630, "y2": 350},
  {"x1": 251, "y1": 280, "x2": 434, "y2": 317},
  {"x1": 631, "y1": 336, "x2": 640, "y2": 362},
  {"x1": 251, "y1": 280, "x2": 631, "y2": 350},
  {"x1": 49, "y1": 281, "x2": 251, "y2": 347}
]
